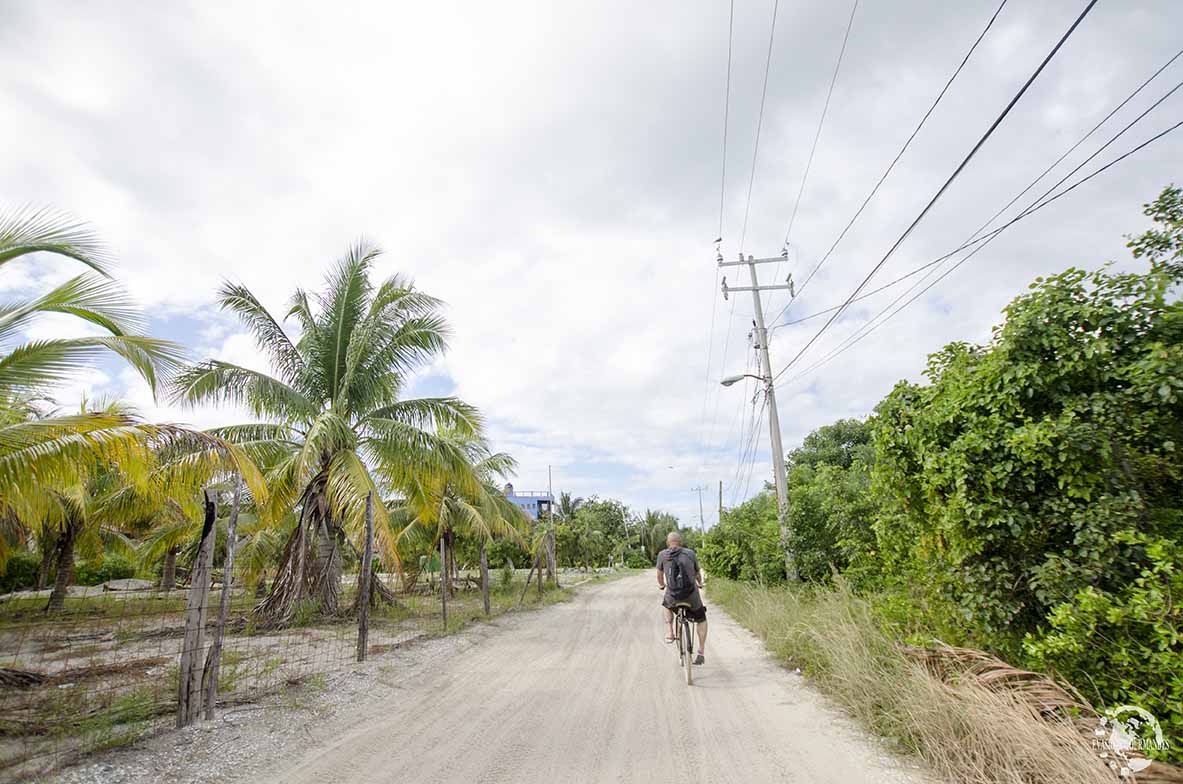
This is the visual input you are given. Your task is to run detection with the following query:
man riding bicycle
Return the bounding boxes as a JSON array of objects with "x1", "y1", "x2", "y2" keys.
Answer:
[{"x1": 656, "y1": 531, "x2": 708, "y2": 665}]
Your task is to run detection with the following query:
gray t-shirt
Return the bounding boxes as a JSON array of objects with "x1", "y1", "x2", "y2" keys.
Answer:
[{"x1": 657, "y1": 546, "x2": 703, "y2": 609}]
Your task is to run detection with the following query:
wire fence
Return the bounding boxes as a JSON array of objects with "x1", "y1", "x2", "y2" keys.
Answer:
[{"x1": 0, "y1": 554, "x2": 561, "y2": 782}]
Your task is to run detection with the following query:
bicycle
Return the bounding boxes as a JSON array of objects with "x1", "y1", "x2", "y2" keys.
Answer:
[{"x1": 672, "y1": 602, "x2": 695, "y2": 685}]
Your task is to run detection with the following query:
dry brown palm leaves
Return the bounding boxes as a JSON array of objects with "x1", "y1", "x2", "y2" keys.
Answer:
[{"x1": 902, "y1": 643, "x2": 1182, "y2": 783}]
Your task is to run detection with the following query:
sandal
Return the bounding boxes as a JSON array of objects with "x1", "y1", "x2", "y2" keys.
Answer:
[
  {"x1": 664, "y1": 635, "x2": 675, "y2": 643},
  {"x1": 694, "y1": 654, "x2": 705, "y2": 665}
]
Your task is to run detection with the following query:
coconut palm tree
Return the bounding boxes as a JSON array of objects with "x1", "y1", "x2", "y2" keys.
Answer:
[
  {"x1": 556, "y1": 491, "x2": 584, "y2": 522},
  {"x1": 5, "y1": 400, "x2": 266, "y2": 611},
  {"x1": 173, "y1": 243, "x2": 481, "y2": 623},
  {"x1": 398, "y1": 433, "x2": 528, "y2": 615},
  {"x1": 0, "y1": 207, "x2": 188, "y2": 576}
]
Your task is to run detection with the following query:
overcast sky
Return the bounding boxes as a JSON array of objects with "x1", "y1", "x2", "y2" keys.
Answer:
[{"x1": 2, "y1": 0, "x2": 1180, "y2": 527}]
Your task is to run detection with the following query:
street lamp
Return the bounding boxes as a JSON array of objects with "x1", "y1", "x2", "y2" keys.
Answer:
[{"x1": 720, "y1": 373, "x2": 765, "y2": 387}]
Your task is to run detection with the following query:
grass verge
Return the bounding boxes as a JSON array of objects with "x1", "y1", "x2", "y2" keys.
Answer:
[{"x1": 709, "y1": 579, "x2": 1120, "y2": 784}]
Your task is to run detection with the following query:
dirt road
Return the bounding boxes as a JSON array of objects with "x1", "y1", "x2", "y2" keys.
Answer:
[{"x1": 259, "y1": 574, "x2": 924, "y2": 784}]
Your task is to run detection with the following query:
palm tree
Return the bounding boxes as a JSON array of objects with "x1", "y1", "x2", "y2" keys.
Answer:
[
  {"x1": 0, "y1": 207, "x2": 188, "y2": 575},
  {"x1": 5, "y1": 401, "x2": 265, "y2": 611},
  {"x1": 640, "y1": 509, "x2": 678, "y2": 562},
  {"x1": 174, "y1": 243, "x2": 481, "y2": 623},
  {"x1": 399, "y1": 433, "x2": 528, "y2": 615},
  {"x1": 556, "y1": 492, "x2": 583, "y2": 522}
]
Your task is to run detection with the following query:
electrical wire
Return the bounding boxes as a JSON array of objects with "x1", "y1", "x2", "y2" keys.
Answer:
[
  {"x1": 781, "y1": 0, "x2": 861, "y2": 250},
  {"x1": 766, "y1": 0, "x2": 1010, "y2": 331},
  {"x1": 738, "y1": 0, "x2": 781, "y2": 253},
  {"x1": 823, "y1": 77, "x2": 1183, "y2": 359},
  {"x1": 767, "y1": 0, "x2": 862, "y2": 315},
  {"x1": 719, "y1": 0, "x2": 735, "y2": 241},
  {"x1": 697, "y1": 0, "x2": 739, "y2": 466},
  {"x1": 739, "y1": 396, "x2": 768, "y2": 503},
  {"x1": 774, "y1": 116, "x2": 1183, "y2": 392},
  {"x1": 769, "y1": 48, "x2": 1183, "y2": 333},
  {"x1": 771, "y1": 0, "x2": 1100, "y2": 384}
]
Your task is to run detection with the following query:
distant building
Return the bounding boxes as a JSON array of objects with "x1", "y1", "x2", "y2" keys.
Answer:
[{"x1": 503, "y1": 482, "x2": 553, "y2": 520}]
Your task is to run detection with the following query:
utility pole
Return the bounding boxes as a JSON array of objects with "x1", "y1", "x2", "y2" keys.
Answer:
[
  {"x1": 718, "y1": 480, "x2": 723, "y2": 523},
  {"x1": 690, "y1": 486, "x2": 707, "y2": 536},
  {"x1": 720, "y1": 252, "x2": 796, "y2": 579}
]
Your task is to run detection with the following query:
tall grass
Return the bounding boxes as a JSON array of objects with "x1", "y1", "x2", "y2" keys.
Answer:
[{"x1": 709, "y1": 579, "x2": 1116, "y2": 784}]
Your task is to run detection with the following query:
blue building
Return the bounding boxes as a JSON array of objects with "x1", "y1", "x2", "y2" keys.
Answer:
[{"x1": 503, "y1": 483, "x2": 553, "y2": 520}]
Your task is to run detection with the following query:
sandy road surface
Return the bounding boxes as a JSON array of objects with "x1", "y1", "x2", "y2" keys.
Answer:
[{"x1": 262, "y1": 574, "x2": 924, "y2": 784}]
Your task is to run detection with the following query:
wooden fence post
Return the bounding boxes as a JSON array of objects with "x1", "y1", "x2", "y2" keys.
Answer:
[
  {"x1": 203, "y1": 477, "x2": 242, "y2": 720},
  {"x1": 356, "y1": 491, "x2": 374, "y2": 662},
  {"x1": 177, "y1": 491, "x2": 216, "y2": 728}
]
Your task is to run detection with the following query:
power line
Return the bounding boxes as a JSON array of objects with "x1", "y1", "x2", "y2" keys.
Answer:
[
  {"x1": 738, "y1": 0, "x2": 781, "y2": 253},
  {"x1": 740, "y1": 396, "x2": 767, "y2": 503},
  {"x1": 718, "y1": 0, "x2": 735, "y2": 240},
  {"x1": 769, "y1": 47, "x2": 1183, "y2": 333},
  {"x1": 781, "y1": 0, "x2": 860, "y2": 250},
  {"x1": 767, "y1": 0, "x2": 861, "y2": 316},
  {"x1": 774, "y1": 117, "x2": 1183, "y2": 392},
  {"x1": 842, "y1": 76, "x2": 1183, "y2": 358},
  {"x1": 766, "y1": 0, "x2": 1010, "y2": 330},
  {"x1": 771, "y1": 0, "x2": 1100, "y2": 384},
  {"x1": 733, "y1": 391, "x2": 767, "y2": 506},
  {"x1": 697, "y1": 0, "x2": 739, "y2": 467}
]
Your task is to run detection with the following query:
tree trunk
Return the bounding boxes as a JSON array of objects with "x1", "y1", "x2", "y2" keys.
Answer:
[
  {"x1": 255, "y1": 477, "x2": 342, "y2": 626},
  {"x1": 439, "y1": 536, "x2": 448, "y2": 629},
  {"x1": 161, "y1": 546, "x2": 178, "y2": 591},
  {"x1": 479, "y1": 542, "x2": 490, "y2": 616},
  {"x1": 545, "y1": 529, "x2": 557, "y2": 586},
  {"x1": 46, "y1": 522, "x2": 78, "y2": 613},
  {"x1": 36, "y1": 533, "x2": 55, "y2": 591},
  {"x1": 311, "y1": 492, "x2": 342, "y2": 615},
  {"x1": 443, "y1": 527, "x2": 456, "y2": 597}
]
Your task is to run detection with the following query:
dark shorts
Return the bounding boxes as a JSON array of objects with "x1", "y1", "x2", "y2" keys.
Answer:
[{"x1": 664, "y1": 600, "x2": 707, "y2": 623}]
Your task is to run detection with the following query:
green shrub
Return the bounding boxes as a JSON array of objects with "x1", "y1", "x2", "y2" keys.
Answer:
[
  {"x1": 498, "y1": 559, "x2": 514, "y2": 590},
  {"x1": 1023, "y1": 533, "x2": 1182, "y2": 759},
  {"x1": 74, "y1": 554, "x2": 137, "y2": 586},
  {"x1": 0, "y1": 551, "x2": 42, "y2": 593}
]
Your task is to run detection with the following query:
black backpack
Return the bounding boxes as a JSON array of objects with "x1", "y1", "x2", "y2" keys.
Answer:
[{"x1": 664, "y1": 550, "x2": 694, "y2": 600}]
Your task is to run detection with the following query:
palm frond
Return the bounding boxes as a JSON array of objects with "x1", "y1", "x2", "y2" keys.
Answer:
[
  {"x1": 217, "y1": 282, "x2": 307, "y2": 387},
  {"x1": 362, "y1": 419, "x2": 480, "y2": 498},
  {"x1": 315, "y1": 241, "x2": 378, "y2": 401},
  {"x1": 363, "y1": 397, "x2": 483, "y2": 438},
  {"x1": 0, "y1": 206, "x2": 111, "y2": 275},
  {"x1": 0, "y1": 336, "x2": 185, "y2": 398},
  {"x1": 324, "y1": 450, "x2": 397, "y2": 567},
  {"x1": 0, "y1": 274, "x2": 142, "y2": 344},
  {"x1": 171, "y1": 361, "x2": 317, "y2": 420}
]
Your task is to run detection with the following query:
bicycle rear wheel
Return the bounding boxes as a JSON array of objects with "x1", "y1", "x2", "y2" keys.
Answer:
[{"x1": 682, "y1": 617, "x2": 694, "y2": 685}]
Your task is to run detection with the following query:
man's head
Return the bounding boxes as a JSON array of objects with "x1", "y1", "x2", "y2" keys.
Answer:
[{"x1": 666, "y1": 531, "x2": 683, "y2": 548}]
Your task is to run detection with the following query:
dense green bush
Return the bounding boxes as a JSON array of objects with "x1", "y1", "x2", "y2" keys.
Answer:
[
  {"x1": 74, "y1": 554, "x2": 137, "y2": 586},
  {"x1": 700, "y1": 492, "x2": 784, "y2": 583},
  {"x1": 1023, "y1": 532, "x2": 1182, "y2": 754},
  {"x1": 0, "y1": 551, "x2": 41, "y2": 593}
]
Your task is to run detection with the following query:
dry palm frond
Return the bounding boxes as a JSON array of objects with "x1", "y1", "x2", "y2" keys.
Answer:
[{"x1": 903, "y1": 643, "x2": 1183, "y2": 783}]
